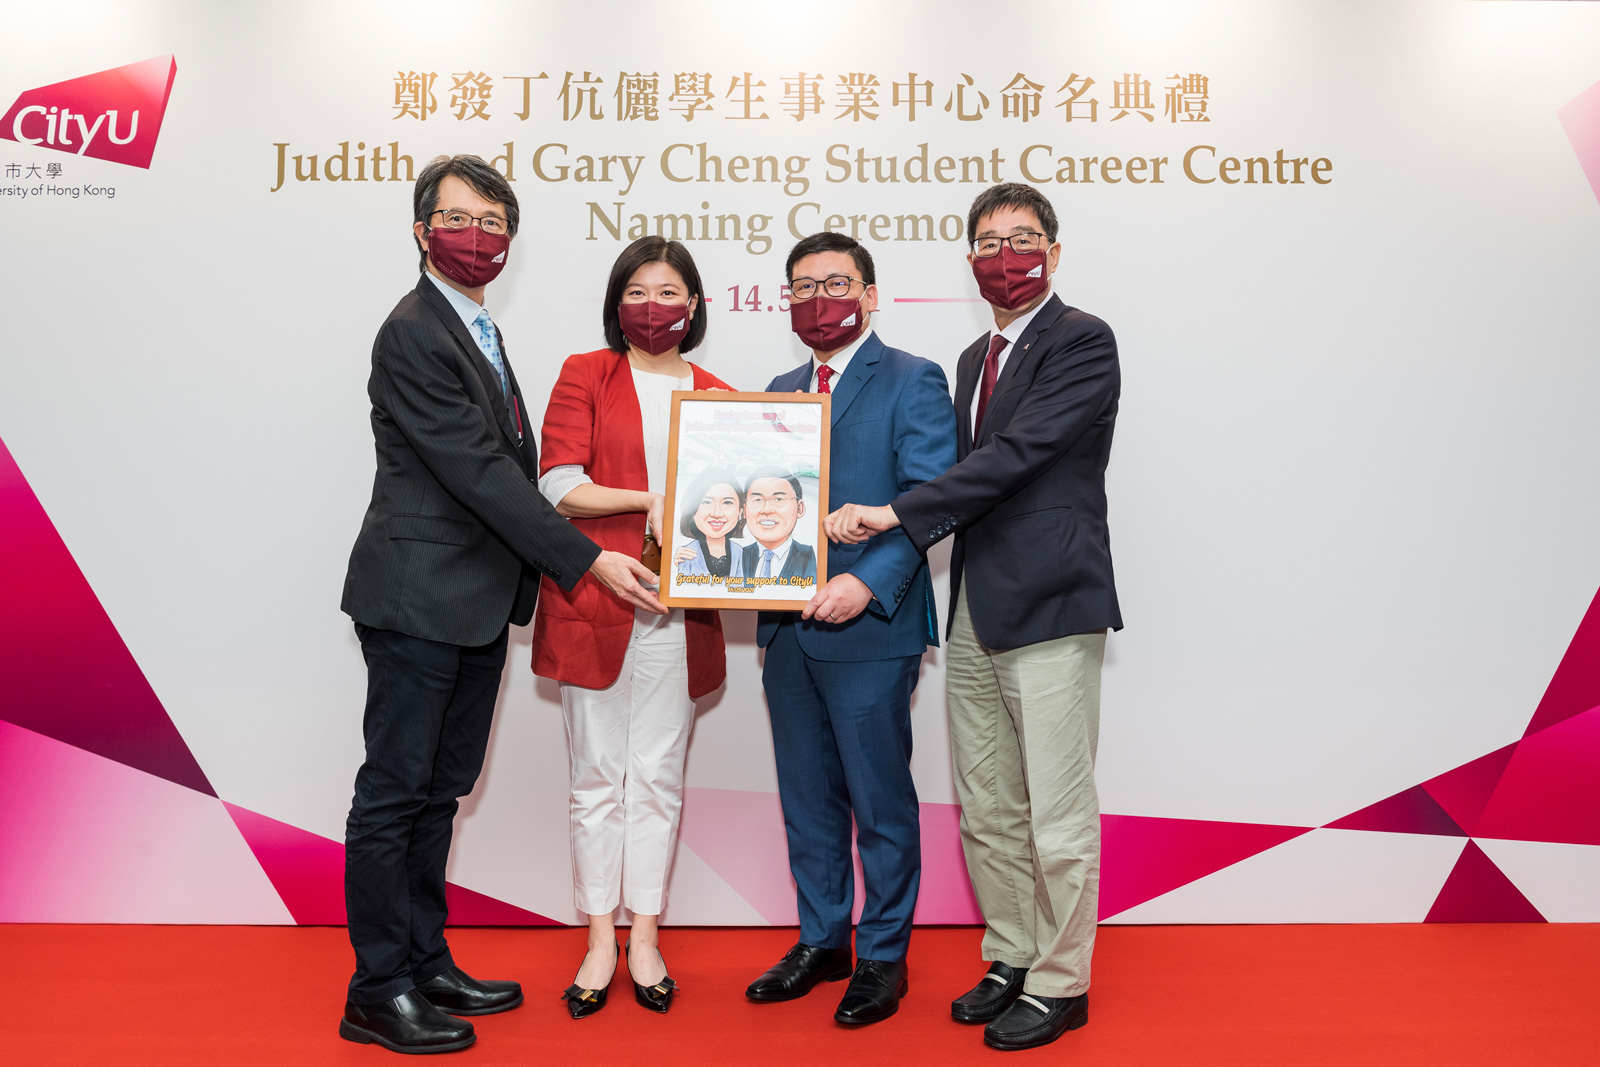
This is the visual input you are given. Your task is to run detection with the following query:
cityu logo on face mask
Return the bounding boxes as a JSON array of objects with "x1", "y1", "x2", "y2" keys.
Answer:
[
  {"x1": 839, "y1": 312, "x2": 857, "y2": 327},
  {"x1": 491, "y1": 251, "x2": 505, "y2": 263},
  {"x1": 1, "y1": 55, "x2": 177, "y2": 169},
  {"x1": 670, "y1": 318, "x2": 685, "y2": 331},
  {"x1": 1026, "y1": 264, "x2": 1043, "y2": 278}
]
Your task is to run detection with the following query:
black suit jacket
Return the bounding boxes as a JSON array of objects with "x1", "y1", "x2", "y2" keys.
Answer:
[
  {"x1": 342, "y1": 275, "x2": 601, "y2": 647},
  {"x1": 893, "y1": 294, "x2": 1122, "y2": 651},
  {"x1": 742, "y1": 539, "x2": 818, "y2": 582}
]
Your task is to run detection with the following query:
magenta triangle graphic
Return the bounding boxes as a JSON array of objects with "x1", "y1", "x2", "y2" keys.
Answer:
[
  {"x1": 0, "y1": 435, "x2": 212, "y2": 795},
  {"x1": 1424, "y1": 841, "x2": 1544, "y2": 923},
  {"x1": 1523, "y1": 585, "x2": 1600, "y2": 737},
  {"x1": 1324, "y1": 785, "x2": 1465, "y2": 837},
  {"x1": 1420, "y1": 743, "x2": 1518, "y2": 836},
  {"x1": 224, "y1": 802, "x2": 557, "y2": 926},
  {"x1": 1098, "y1": 814, "x2": 1311, "y2": 919},
  {"x1": 1472, "y1": 707, "x2": 1600, "y2": 846}
]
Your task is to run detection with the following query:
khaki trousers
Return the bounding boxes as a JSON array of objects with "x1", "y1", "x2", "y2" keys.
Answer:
[{"x1": 946, "y1": 590, "x2": 1105, "y2": 998}]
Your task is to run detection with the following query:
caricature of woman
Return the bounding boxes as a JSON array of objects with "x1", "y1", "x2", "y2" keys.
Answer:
[{"x1": 673, "y1": 468, "x2": 746, "y2": 579}]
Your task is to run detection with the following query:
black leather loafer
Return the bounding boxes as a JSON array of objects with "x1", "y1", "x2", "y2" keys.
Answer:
[
  {"x1": 833, "y1": 958, "x2": 907, "y2": 1026},
  {"x1": 951, "y1": 961, "x2": 1029, "y2": 1023},
  {"x1": 746, "y1": 943, "x2": 853, "y2": 1001},
  {"x1": 415, "y1": 964, "x2": 524, "y2": 1016},
  {"x1": 983, "y1": 992, "x2": 1088, "y2": 1051},
  {"x1": 561, "y1": 943, "x2": 618, "y2": 1020},
  {"x1": 339, "y1": 990, "x2": 476, "y2": 1054}
]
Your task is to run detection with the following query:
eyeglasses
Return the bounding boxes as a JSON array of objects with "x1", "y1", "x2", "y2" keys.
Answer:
[
  {"x1": 971, "y1": 232, "x2": 1049, "y2": 258},
  {"x1": 789, "y1": 274, "x2": 864, "y2": 301},
  {"x1": 429, "y1": 208, "x2": 508, "y2": 235}
]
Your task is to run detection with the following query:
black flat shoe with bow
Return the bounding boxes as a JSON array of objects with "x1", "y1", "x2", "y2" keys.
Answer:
[
  {"x1": 629, "y1": 943, "x2": 678, "y2": 1013},
  {"x1": 561, "y1": 943, "x2": 618, "y2": 1020}
]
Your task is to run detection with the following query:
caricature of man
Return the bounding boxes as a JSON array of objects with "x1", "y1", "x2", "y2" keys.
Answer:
[{"x1": 741, "y1": 466, "x2": 817, "y2": 582}]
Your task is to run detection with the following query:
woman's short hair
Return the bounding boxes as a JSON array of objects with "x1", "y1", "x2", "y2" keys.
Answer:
[
  {"x1": 602, "y1": 236, "x2": 709, "y2": 354},
  {"x1": 678, "y1": 468, "x2": 746, "y2": 540}
]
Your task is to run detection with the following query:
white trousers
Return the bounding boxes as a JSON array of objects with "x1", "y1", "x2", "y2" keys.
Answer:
[{"x1": 560, "y1": 607, "x2": 694, "y2": 916}]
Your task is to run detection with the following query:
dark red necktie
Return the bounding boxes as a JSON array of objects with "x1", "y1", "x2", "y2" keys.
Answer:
[
  {"x1": 974, "y1": 334, "x2": 1007, "y2": 433},
  {"x1": 816, "y1": 363, "x2": 834, "y2": 394}
]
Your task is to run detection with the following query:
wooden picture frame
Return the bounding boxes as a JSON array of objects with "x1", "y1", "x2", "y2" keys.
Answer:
[{"x1": 659, "y1": 391, "x2": 831, "y2": 610}]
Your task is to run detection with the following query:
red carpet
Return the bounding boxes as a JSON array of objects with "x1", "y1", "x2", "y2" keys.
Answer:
[{"x1": 2, "y1": 924, "x2": 1596, "y2": 1065}]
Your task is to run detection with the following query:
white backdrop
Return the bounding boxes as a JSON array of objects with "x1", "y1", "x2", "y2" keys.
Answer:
[{"x1": 3, "y1": 0, "x2": 1599, "y2": 924}]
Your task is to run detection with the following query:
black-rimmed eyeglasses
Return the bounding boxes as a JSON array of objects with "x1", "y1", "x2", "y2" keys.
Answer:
[
  {"x1": 429, "y1": 208, "x2": 508, "y2": 235},
  {"x1": 971, "y1": 232, "x2": 1049, "y2": 257}
]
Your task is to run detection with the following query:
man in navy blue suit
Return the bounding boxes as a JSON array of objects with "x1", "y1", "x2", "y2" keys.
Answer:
[{"x1": 743, "y1": 233, "x2": 958, "y2": 1026}]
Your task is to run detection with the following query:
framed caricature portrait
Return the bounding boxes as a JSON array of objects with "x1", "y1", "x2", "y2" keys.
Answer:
[{"x1": 660, "y1": 391, "x2": 830, "y2": 610}]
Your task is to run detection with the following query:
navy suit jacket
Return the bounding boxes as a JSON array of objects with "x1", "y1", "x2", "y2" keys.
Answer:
[
  {"x1": 742, "y1": 540, "x2": 817, "y2": 582},
  {"x1": 894, "y1": 295, "x2": 1122, "y2": 651},
  {"x1": 755, "y1": 331, "x2": 958, "y2": 661}
]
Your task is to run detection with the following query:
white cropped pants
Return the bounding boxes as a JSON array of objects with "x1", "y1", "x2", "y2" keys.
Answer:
[{"x1": 560, "y1": 607, "x2": 694, "y2": 916}]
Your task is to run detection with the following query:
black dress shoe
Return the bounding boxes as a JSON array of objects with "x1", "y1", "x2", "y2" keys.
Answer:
[
  {"x1": 415, "y1": 964, "x2": 524, "y2": 1016},
  {"x1": 629, "y1": 944, "x2": 678, "y2": 1013},
  {"x1": 339, "y1": 990, "x2": 476, "y2": 1054},
  {"x1": 746, "y1": 943, "x2": 853, "y2": 1002},
  {"x1": 833, "y1": 958, "x2": 908, "y2": 1026},
  {"x1": 983, "y1": 992, "x2": 1089, "y2": 1051},
  {"x1": 951, "y1": 961, "x2": 1029, "y2": 1023},
  {"x1": 561, "y1": 943, "x2": 618, "y2": 1020}
]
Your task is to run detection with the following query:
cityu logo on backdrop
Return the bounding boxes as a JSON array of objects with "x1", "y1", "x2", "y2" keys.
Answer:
[{"x1": 1, "y1": 55, "x2": 177, "y2": 169}]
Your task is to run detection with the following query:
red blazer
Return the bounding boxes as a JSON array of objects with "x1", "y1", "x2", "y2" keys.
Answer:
[{"x1": 531, "y1": 348, "x2": 731, "y2": 698}]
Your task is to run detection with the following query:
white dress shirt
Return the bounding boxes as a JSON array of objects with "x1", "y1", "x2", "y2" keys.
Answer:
[
  {"x1": 970, "y1": 295, "x2": 1051, "y2": 435},
  {"x1": 751, "y1": 537, "x2": 794, "y2": 577},
  {"x1": 424, "y1": 269, "x2": 486, "y2": 329},
  {"x1": 809, "y1": 328, "x2": 873, "y2": 392}
]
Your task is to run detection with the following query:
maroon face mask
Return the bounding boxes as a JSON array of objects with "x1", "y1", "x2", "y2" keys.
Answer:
[
  {"x1": 789, "y1": 294, "x2": 864, "y2": 352},
  {"x1": 618, "y1": 300, "x2": 693, "y2": 355},
  {"x1": 971, "y1": 245, "x2": 1050, "y2": 311},
  {"x1": 427, "y1": 225, "x2": 511, "y2": 289}
]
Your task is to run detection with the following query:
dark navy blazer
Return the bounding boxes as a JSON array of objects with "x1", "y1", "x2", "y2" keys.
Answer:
[{"x1": 755, "y1": 332, "x2": 958, "y2": 662}]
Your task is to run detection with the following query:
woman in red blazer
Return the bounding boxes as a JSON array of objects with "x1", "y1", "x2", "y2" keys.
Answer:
[{"x1": 533, "y1": 237, "x2": 732, "y2": 1018}]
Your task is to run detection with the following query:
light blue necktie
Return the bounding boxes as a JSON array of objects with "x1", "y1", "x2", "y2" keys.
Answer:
[
  {"x1": 471, "y1": 309, "x2": 508, "y2": 397},
  {"x1": 759, "y1": 549, "x2": 775, "y2": 578}
]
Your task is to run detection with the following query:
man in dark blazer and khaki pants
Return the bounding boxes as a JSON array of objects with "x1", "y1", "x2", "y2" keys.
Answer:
[
  {"x1": 828, "y1": 183, "x2": 1121, "y2": 1053},
  {"x1": 339, "y1": 154, "x2": 662, "y2": 1055}
]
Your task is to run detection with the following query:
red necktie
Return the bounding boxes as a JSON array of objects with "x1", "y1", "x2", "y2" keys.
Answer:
[
  {"x1": 974, "y1": 334, "x2": 1007, "y2": 433},
  {"x1": 816, "y1": 363, "x2": 834, "y2": 394}
]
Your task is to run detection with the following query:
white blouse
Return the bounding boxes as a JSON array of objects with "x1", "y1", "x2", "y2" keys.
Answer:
[{"x1": 538, "y1": 368, "x2": 693, "y2": 506}]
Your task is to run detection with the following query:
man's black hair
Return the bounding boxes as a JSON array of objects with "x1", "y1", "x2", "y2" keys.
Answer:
[
  {"x1": 966, "y1": 182, "x2": 1059, "y2": 244},
  {"x1": 744, "y1": 466, "x2": 804, "y2": 500},
  {"x1": 784, "y1": 231, "x2": 876, "y2": 286}
]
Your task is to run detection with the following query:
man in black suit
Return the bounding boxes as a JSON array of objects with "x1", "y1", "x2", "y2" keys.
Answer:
[
  {"x1": 739, "y1": 467, "x2": 818, "y2": 582},
  {"x1": 339, "y1": 154, "x2": 663, "y2": 1055},
  {"x1": 827, "y1": 183, "x2": 1121, "y2": 1052}
]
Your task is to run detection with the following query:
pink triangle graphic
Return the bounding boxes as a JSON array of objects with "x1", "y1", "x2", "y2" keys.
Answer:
[
  {"x1": 1424, "y1": 841, "x2": 1545, "y2": 923},
  {"x1": 223, "y1": 802, "x2": 557, "y2": 926},
  {"x1": 1098, "y1": 815, "x2": 1311, "y2": 920},
  {"x1": 1324, "y1": 785, "x2": 1465, "y2": 837},
  {"x1": 1522, "y1": 585, "x2": 1600, "y2": 736},
  {"x1": 1472, "y1": 706, "x2": 1600, "y2": 847},
  {"x1": 679, "y1": 787, "x2": 798, "y2": 925},
  {"x1": 1420, "y1": 743, "x2": 1518, "y2": 836},
  {"x1": 1558, "y1": 75, "x2": 1600, "y2": 208},
  {"x1": 0, "y1": 435, "x2": 212, "y2": 795}
]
